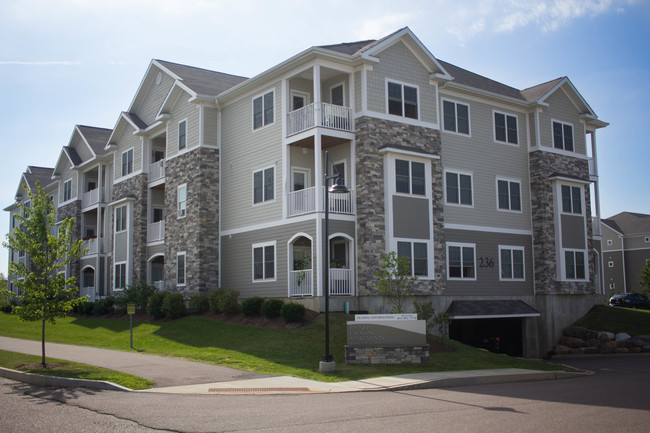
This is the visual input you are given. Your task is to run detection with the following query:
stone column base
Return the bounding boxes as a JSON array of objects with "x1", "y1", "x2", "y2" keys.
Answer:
[
  {"x1": 345, "y1": 345, "x2": 429, "y2": 365},
  {"x1": 319, "y1": 360, "x2": 336, "y2": 372}
]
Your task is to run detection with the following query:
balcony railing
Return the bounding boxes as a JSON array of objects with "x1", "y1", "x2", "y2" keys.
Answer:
[
  {"x1": 289, "y1": 269, "x2": 313, "y2": 297},
  {"x1": 82, "y1": 187, "x2": 104, "y2": 208},
  {"x1": 153, "y1": 281, "x2": 165, "y2": 291},
  {"x1": 287, "y1": 102, "x2": 352, "y2": 136},
  {"x1": 329, "y1": 268, "x2": 353, "y2": 295},
  {"x1": 287, "y1": 186, "x2": 354, "y2": 217},
  {"x1": 147, "y1": 221, "x2": 165, "y2": 243},
  {"x1": 83, "y1": 237, "x2": 99, "y2": 255},
  {"x1": 149, "y1": 160, "x2": 165, "y2": 182}
]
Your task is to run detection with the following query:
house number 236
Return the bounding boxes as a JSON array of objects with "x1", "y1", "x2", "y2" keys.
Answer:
[{"x1": 479, "y1": 257, "x2": 494, "y2": 268}]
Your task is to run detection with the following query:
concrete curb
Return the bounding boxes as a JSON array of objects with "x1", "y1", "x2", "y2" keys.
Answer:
[{"x1": 0, "y1": 367, "x2": 132, "y2": 392}]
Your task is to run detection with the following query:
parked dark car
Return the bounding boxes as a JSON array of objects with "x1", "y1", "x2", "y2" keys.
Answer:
[{"x1": 609, "y1": 293, "x2": 650, "y2": 309}]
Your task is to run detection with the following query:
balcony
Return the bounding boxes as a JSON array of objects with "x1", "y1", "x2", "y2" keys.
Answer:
[
  {"x1": 287, "y1": 186, "x2": 354, "y2": 217},
  {"x1": 147, "y1": 221, "x2": 165, "y2": 243},
  {"x1": 149, "y1": 160, "x2": 165, "y2": 183},
  {"x1": 82, "y1": 188, "x2": 104, "y2": 208},
  {"x1": 82, "y1": 237, "x2": 99, "y2": 255},
  {"x1": 329, "y1": 268, "x2": 353, "y2": 295},
  {"x1": 289, "y1": 269, "x2": 313, "y2": 297},
  {"x1": 287, "y1": 102, "x2": 352, "y2": 137},
  {"x1": 288, "y1": 269, "x2": 354, "y2": 296}
]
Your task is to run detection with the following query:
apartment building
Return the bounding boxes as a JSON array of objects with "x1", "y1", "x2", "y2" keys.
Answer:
[{"x1": 6, "y1": 27, "x2": 608, "y2": 357}]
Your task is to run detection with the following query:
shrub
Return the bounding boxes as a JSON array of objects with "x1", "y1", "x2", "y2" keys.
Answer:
[
  {"x1": 116, "y1": 280, "x2": 158, "y2": 311},
  {"x1": 241, "y1": 296, "x2": 264, "y2": 316},
  {"x1": 261, "y1": 299, "x2": 284, "y2": 319},
  {"x1": 162, "y1": 292, "x2": 186, "y2": 320},
  {"x1": 92, "y1": 296, "x2": 115, "y2": 315},
  {"x1": 208, "y1": 288, "x2": 225, "y2": 313},
  {"x1": 218, "y1": 289, "x2": 240, "y2": 315},
  {"x1": 81, "y1": 301, "x2": 95, "y2": 315},
  {"x1": 147, "y1": 292, "x2": 167, "y2": 319},
  {"x1": 280, "y1": 302, "x2": 305, "y2": 323},
  {"x1": 0, "y1": 298, "x2": 15, "y2": 314},
  {"x1": 188, "y1": 291, "x2": 210, "y2": 313}
]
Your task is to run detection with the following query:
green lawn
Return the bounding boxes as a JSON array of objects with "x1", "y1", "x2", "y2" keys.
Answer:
[
  {"x1": 0, "y1": 350, "x2": 154, "y2": 390},
  {"x1": 0, "y1": 312, "x2": 562, "y2": 382},
  {"x1": 574, "y1": 305, "x2": 650, "y2": 335}
]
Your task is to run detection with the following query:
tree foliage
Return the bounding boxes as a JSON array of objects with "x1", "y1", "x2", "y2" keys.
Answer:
[
  {"x1": 374, "y1": 251, "x2": 416, "y2": 313},
  {"x1": 1, "y1": 183, "x2": 86, "y2": 367},
  {"x1": 640, "y1": 257, "x2": 650, "y2": 297}
]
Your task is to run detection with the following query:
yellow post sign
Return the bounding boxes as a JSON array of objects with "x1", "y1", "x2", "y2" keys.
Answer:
[{"x1": 127, "y1": 303, "x2": 136, "y2": 315}]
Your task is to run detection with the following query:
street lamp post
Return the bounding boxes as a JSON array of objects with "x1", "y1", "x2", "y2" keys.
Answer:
[{"x1": 319, "y1": 151, "x2": 349, "y2": 373}]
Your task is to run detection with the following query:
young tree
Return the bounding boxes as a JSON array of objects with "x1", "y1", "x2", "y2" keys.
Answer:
[
  {"x1": 374, "y1": 251, "x2": 416, "y2": 313},
  {"x1": 640, "y1": 257, "x2": 650, "y2": 297},
  {"x1": 1, "y1": 182, "x2": 86, "y2": 368}
]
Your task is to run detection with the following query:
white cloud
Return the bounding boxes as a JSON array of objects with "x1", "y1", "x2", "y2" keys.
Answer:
[{"x1": 355, "y1": 13, "x2": 414, "y2": 40}]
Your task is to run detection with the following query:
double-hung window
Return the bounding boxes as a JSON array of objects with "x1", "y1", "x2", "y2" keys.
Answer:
[
  {"x1": 253, "y1": 167, "x2": 274, "y2": 204},
  {"x1": 63, "y1": 179, "x2": 72, "y2": 202},
  {"x1": 447, "y1": 243, "x2": 475, "y2": 280},
  {"x1": 397, "y1": 241, "x2": 429, "y2": 277},
  {"x1": 122, "y1": 149, "x2": 134, "y2": 176},
  {"x1": 177, "y1": 252, "x2": 186, "y2": 286},
  {"x1": 499, "y1": 246, "x2": 525, "y2": 281},
  {"x1": 178, "y1": 120, "x2": 187, "y2": 150},
  {"x1": 253, "y1": 242, "x2": 276, "y2": 281},
  {"x1": 114, "y1": 263, "x2": 126, "y2": 290},
  {"x1": 443, "y1": 100, "x2": 469, "y2": 134},
  {"x1": 177, "y1": 184, "x2": 187, "y2": 218},
  {"x1": 494, "y1": 112, "x2": 518, "y2": 144},
  {"x1": 115, "y1": 205, "x2": 127, "y2": 232},
  {"x1": 395, "y1": 159, "x2": 425, "y2": 195},
  {"x1": 445, "y1": 171, "x2": 472, "y2": 206},
  {"x1": 253, "y1": 91, "x2": 274, "y2": 129},
  {"x1": 553, "y1": 121, "x2": 574, "y2": 151},
  {"x1": 565, "y1": 250, "x2": 586, "y2": 280},
  {"x1": 561, "y1": 185, "x2": 582, "y2": 214},
  {"x1": 387, "y1": 81, "x2": 418, "y2": 119},
  {"x1": 497, "y1": 179, "x2": 521, "y2": 212}
]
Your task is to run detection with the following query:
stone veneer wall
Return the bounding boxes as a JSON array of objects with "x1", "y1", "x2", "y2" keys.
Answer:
[
  {"x1": 111, "y1": 174, "x2": 149, "y2": 288},
  {"x1": 355, "y1": 116, "x2": 445, "y2": 296},
  {"x1": 529, "y1": 150, "x2": 595, "y2": 294},
  {"x1": 164, "y1": 147, "x2": 219, "y2": 293},
  {"x1": 58, "y1": 201, "x2": 82, "y2": 287}
]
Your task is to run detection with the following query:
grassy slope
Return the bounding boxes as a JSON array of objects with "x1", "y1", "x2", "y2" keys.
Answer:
[
  {"x1": 574, "y1": 305, "x2": 650, "y2": 335},
  {"x1": 0, "y1": 313, "x2": 562, "y2": 382}
]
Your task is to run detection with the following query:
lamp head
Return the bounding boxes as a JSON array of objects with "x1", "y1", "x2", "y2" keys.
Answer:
[{"x1": 329, "y1": 177, "x2": 349, "y2": 194}]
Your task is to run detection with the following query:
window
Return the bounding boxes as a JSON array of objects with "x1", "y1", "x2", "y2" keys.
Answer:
[
  {"x1": 253, "y1": 91, "x2": 274, "y2": 129},
  {"x1": 494, "y1": 112, "x2": 518, "y2": 144},
  {"x1": 447, "y1": 243, "x2": 475, "y2": 280},
  {"x1": 114, "y1": 263, "x2": 126, "y2": 290},
  {"x1": 253, "y1": 242, "x2": 275, "y2": 281},
  {"x1": 178, "y1": 120, "x2": 187, "y2": 150},
  {"x1": 607, "y1": 239, "x2": 613, "y2": 246},
  {"x1": 565, "y1": 250, "x2": 586, "y2": 280},
  {"x1": 291, "y1": 92, "x2": 307, "y2": 110},
  {"x1": 387, "y1": 81, "x2": 418, "y2": 119},
  {"x1": 253, "y1": 167, "x2": 274, "y2": 204},
  {"x1": 445, "y1": 171, "x2": 472, "y2": 206},
  {"x1": 499, "y1": 246, "x2": 525, "y2": 281},
  {"x1": 497, "y1": 179, "x2": 521, "y2": 211},
  {"x1": 397, "y1": 241, "x2": 429, "y2": 277},
  {"x1": 396, "y1": 159, "x2": 425, "y2": 195},
  {"x1": 608, "y1": 261, "x2": 614, "y2": 268},
  {"x1": 331, "y1": 84, "x2": 344, "y2": 106},
  {"x1": 177, "y1": 184, "x2": 187, "y2": 218},
  {"x1": 63, "y1": 179, "x2": 72, "y2": 202},
  {"x1": 115, "y1": 205, "x2": 127, "y2": 232},
  {"x1": 177, "y1": 252, "x2": 186, "y2": 286},
  {"x1": 443, "y1": 100, "x2": 469, "y2": 134},
  {"x1": 561, "y1": 185, "x2": 582, "y2": 214},
  {"x1": 83, "y1": 268, "x2": 95, "y2": 288},
  {"x1": 121, "y1": 149, "x2": 134, "y2": 176},
  {"x1": 553, "y1": 121, "x2": 574, "y2": 151}
]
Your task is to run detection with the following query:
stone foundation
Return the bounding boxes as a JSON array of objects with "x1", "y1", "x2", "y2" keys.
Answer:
[{"x1": 345, "y1": 345, "x2": 430, "y2": 365}]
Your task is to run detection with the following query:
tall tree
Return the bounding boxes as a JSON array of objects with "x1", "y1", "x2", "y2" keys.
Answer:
[{"x1": 1, "y1": 182, "x2": 86, "y2": 368}]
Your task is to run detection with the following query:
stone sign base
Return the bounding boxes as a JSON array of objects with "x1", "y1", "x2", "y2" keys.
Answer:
[{"x1": 345, "y1": 345, "x2": 429, "y2": 365}]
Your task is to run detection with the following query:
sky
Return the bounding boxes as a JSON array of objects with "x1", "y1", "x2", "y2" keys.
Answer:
[{"x1": 1, "y1": 0, "x2": 649, "y2": 276}]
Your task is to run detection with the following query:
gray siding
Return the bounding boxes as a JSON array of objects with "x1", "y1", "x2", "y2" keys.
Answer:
[
  {"x1": 167, "y1": 93, "x2": 199, "y2": 158},
  {"x1": 624, "y1": 235, "x2": 650, "y2": 250},
  {"x1": 538, "y1": 86, "x2": 586, "y2": 155},
  {"x1": 114, "y1": 123, "x2": 142, "y2": 181},
  {"x1": 602, "y1": 250, "x2": 625, "y2": 293},
  {"x1": 625, "y1": 248, "x2": 650, "y2": 292},
  {"x1": 601, "y1": 224, "x2": 622, "y2": 251},
  {"x1": 354, "y1": 70, "x2": 361, "y2": 113},
  {"x1": 393, "y1": 196, "x2": 430, "y2": 239},
  {"x1": 133, "y1": 68, "x2": 175, "y2": 126},
  {"x1": 72, "y1": 133, "x2": 94, "y2": 162},
  {"x1": 561, "y1": 214, "x2": 586, "y2": 249},
  {"x1": 203, "y1": 106, "x2": 219, "y2": 147}
]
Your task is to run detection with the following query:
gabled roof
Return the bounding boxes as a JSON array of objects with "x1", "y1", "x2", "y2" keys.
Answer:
[
  {"x1": 76, "y1": 125, "x2": 112, "y2": 157},
  {"x1": 22, "y1": 166, "x2": 54, "y2": 191},
  {"x1": 603, "y1": 212, "x2": 650, "y2": 236},
  {"x1": 317, "y1": 39, "x2": 376, "y2": 55},
  {"x1": 438, "y1": 60, "x2": 525, "y2": 101},
  {"x1": 520, "y1": 77, "x2": 566, "y2": 102},
  {"x1": 154, "y1": 60, "x2": 248, "y2": 98}
]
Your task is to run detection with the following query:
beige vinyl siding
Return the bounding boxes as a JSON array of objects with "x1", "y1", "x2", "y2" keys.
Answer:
[
  {"x1": 221, "y1": 220, "x2": 316, "y2": 298},
  {"x1": 528, "y1": 112, "x2": 537, "y2": 147},
  {"x1": 366, "y1": 41, "x2": 438, "y2": 123},
  {"x1": 624, "y1": 235, "x2": 650, "y2": 250},
  {"x1": 538, "y1": 86, "x2": 586, "y2": 155},
  {"x1": 441, "y1": 93, "x2": 531, "y2": 230},
  {"x1": 603, "y1": 251, "x2": 625, "y2": 291},
  {"x1": 114, "y1": 123, "x2": 142, "y2": 180},
  {"x1": 71, "y1": 134, "x2": 94, "y2": 162},
  {"x1": 601, "y1": 224, "x2": 622, "y2": 251},
  {"x1": 322, "y1": 76, "x2": 349, "y2": 105},
  {"x1": 624, "y1": 249, "x2": 650, "y2": 291},
  {"x1": 288, "y1": 77, "x2": 312, "y2": 104},
  {"x1": 133, "y1": 69, "x2": 175, "y2": 126},
  {"x1": 444, "y1": 229, "x2": 534, "y2": 296},
  {"x1": 167, "y1": 95, "x2": 199, "y2": 157},
  {"x1": 114, "y1": 230, "x2": 128, "y2": 263},
  {"x1": 289, "y1": 146, "x2": 315, "y2": 187},
  {"x1": 220, "y1": 82, "x2": 283, "y2": 231},
  {"x1": 354, "y1": 70, "x2": 361, "y2": 113},
  {"x1": 59, "y1": 170, "x2": 77, "y2": 204},
  {"x1": 147, "y1": 243, "x2": 165, "y2": 258},
  {"x1": 203, "y1": 106, "x2": 219, "y2": 147}
]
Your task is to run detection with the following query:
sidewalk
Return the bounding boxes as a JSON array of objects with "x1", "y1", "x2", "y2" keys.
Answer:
[{"x1": 0, "y1": 336, "x2": 583, "y2": 394}]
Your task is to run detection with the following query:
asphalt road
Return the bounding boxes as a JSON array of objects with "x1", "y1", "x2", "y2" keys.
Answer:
[{"x1": 1, "y1": 356, "x2": 648, "y2": 433}]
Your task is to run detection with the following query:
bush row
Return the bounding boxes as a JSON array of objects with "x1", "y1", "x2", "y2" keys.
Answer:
[{"x1": 240, "y1": 296, "x2": 306, "y2": 323}]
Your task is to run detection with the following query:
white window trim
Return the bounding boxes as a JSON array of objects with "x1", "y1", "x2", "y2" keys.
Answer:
[
  {"x1": 330, "y1": 82, "x2": 345, "y2": 106},
  {"x1": 607, "y1": 239, "x2": 613, "y2": 246},
  {"x1": 115, "y1": 204, "x2": 128, "y2": 233},
  {"x1": 386, "y1": 78, "x2": 420, "y2": 120},
  {"x1": 177, "y1": 183, "x2": 187, "y2": 219},
  {"x1": 645, "y1": 237, "x2": 650, "y2": 243},
  {"x1": 290, "y1": 90, "x2": 310, "y2": 111},
  {"x1": 447, "y1": 242, "x2": 477, "y2": 281},
  {"x1": 62, "y1": 179, "x2": 73, "y2": 203},
  {"x1": 252, "y1": 240, "x2": 277, "y2": 283},
  {"x1": 178, "y1": 118, "x2": 188, "y2": 152},
  {"x1": 291, "y1": 167, "x2": 311, "y2": 191},
  {"x1": 498, "y1": 245, "x2": 526, "y2": 281},
  {"x1": 121, "y1": 148, "x2": 134, "y2": 178},
  {"x1": 559, "y1": 183, "x2": 584, "y2": 216},
  {"x1": 551, "y1": 119, "x2": 575, "y2": 152},
  {"x1": 608, "y1": 261, "x2": 614, "y2": 268},
  {"x1": 495, "y1": 176, "x2": 523, "y2": 213},
  {"x1": 562, "y1": 248, "x2": 589, "y2": 282},
  {"x1": 252, "y1": 165, "x2": 276, "y2": 206},
  {"x1": 441, "y1": 98, "x2": 471, "y2": 137},
  {"x1": 444, "y1": 169, "x2": 474, "y2": 208},
  {"x1": 394, "y1": 158, "x2": 427, "y2": 197},
  {"x1": 492, "y1": 110, "x2": 519, "y2": 146},
  {"x1": 114, "y1": 262, "x2": 127, "y2": 291},
  {"x1": 177, "y1": 251, "x2": 186, "y2": 286},
  {"x1": 252, "y1": 89, "x2": 275, "y2": 131},
  {"x1": 392, "y1": 238, "x2": 434, "y2": 280}
]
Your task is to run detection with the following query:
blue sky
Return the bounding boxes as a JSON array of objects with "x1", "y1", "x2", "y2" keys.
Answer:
[{"x1": 1, "y1": 0, "x2": 649, "y2": 275}]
